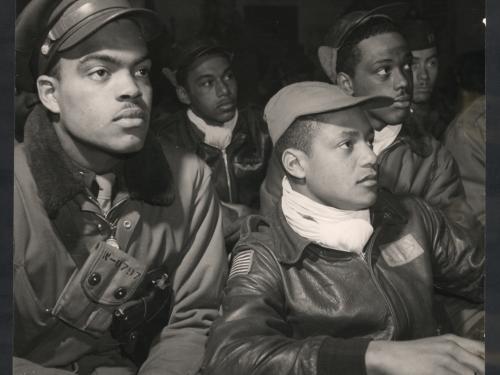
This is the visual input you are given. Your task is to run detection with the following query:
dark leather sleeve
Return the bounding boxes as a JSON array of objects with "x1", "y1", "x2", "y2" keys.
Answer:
[
  {"x1": 415, "y1": 198, "x2": 484, "y2": 303},
  {"x1": 259, "y1": 151, "x2": 284, "y2": 216},
  {"x1": 201, "y1": 244, "x2": 370, "y2": 375}
]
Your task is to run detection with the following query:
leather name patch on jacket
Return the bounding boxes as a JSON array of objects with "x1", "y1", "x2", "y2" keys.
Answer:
[
  {"x1": 229, "y1": 250, "x2": 254, "y2": 280},
  {"x1": 380, "y1": 234, "x2": 424, "y2": 267}
]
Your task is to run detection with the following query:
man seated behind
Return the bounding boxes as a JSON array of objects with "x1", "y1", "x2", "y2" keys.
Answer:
[
  {"x1": 261, "y1": 5, "x2": 479, "y2": 237},
  {"x1": 202, "y1": 82, "x2": 484, "y2": 375},
  {"x1": 153, "y1": 37, "x2": 272, "y2": 247}
]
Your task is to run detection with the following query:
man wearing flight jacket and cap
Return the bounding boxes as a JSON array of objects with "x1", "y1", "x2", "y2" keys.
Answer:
[
  {"x1": 259, "y1": 5, "x2": 483, "y2": 337},
  {"x1": 202, "y1": 82, "x2": 484, "y2": 375},
  {"x1": 14, "y1": 1, "x2": 227, "y2": 374},
  {"x1": 153, "y1": 37, "x2": 272, "y2": 248}
]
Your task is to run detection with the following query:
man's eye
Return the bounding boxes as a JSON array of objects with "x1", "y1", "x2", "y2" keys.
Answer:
[
  {"x1": 89, "y1": 69, "x2": 109, "y2": 80},
  {"x1": 135, "y1": 67, "x2": 150, "y2": 78},
  {"x1": 339, "y1": 141, "x2": 353, "y2": 149},
  {"x1": 376, "y1": 67, "x2": 390, "y2": 77},
  {"x1": 427, "y1": 59, "x2": 438, "y2": 68},
  {"x1": 223, "y1": 72, "x2": 234, "y2": 81},
  {"x1": 200, "y1": 80, "x2": 213, "y2": 87}
]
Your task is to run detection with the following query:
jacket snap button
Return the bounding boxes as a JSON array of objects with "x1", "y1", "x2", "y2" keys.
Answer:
[
  {"x1": 114, "y1": 287, "x2": 127, "y2": 299},
  {"x1": 123, "y1": 220, "x2": 132, "y2": 229},
  {"x1": 88, "y1": 272, "x2": 101, "y2": 286}
]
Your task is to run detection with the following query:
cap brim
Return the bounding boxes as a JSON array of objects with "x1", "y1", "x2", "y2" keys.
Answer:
[
  {"x1": 57, "y1": 8, "x2": 164, "y2": 52},
  {"x1": 309, "y1": 94, "x2": 394, "y2": 117}
]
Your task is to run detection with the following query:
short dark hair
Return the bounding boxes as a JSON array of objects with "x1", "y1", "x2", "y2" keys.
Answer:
[{"x1": 336, "y1": 17, "x2": 401, "y2": 77}]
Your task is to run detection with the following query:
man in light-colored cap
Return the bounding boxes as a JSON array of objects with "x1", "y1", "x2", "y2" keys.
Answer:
[
  {"x1": 258, "y1": 4, "x2": 484, "y2": 339},
  {"x1": 202, "y1": 82, "x2": 484, "y2": 375},
  {"x1": 14, "y1": 1, "x2": 227, "y2": 374}
]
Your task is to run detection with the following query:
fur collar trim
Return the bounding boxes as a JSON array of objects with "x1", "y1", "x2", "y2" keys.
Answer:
[{"x1": 23, "y1": 105, "x2": 174, "y2": 218}]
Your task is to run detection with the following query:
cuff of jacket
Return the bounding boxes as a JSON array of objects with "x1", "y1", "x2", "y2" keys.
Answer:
[{"x1": 317, "y1": 337, "x2": 372, "y2": 375}]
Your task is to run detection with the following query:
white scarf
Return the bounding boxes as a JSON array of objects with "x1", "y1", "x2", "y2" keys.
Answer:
[
  {"x1": 373, "y1": 124, "x2": 402, "y2": 155},
  {"x1": 187, "y1": 109, "x2": 238, "y2": 150},
  {"x1": 281, "y1": 177, "x2": 374, "y2": 254}
]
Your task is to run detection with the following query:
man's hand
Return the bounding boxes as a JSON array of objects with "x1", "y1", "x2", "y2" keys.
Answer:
[{"x1": 366, "y1": 334, "x2": 484, "y2": 375}]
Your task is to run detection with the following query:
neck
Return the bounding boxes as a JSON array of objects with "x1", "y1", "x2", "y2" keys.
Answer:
[
  {"x1": 190, "y1": 108, "x2": 225, "y2": 127},
  {"x1": 53, "y1": 122, "x2": 120, "y2": 174},
  {"x1": 412, "y1": 101, "x2": 431, "y2": 112},
  {"x1": 366, "y1": 114, "x2": 387, "y2": 131}
]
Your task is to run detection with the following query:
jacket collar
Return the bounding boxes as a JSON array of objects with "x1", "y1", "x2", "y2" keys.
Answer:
[
  {"x1": 272, "y1": 189, "x2": 408, "y2": 265},
  {"x1": 398, "y1": 115, "x2": 433, "y2": 157},
  {"x1": 23, "y1": 105, "x2": 174, "y2": 218}
]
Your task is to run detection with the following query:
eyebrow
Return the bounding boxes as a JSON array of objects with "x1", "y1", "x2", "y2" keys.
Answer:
[
  {"x1": 79, "y1": 52, "x2": 151, "y2": 66},
  {"x1": 339, "y1": 130, "x2": 360, "y2": 138}
]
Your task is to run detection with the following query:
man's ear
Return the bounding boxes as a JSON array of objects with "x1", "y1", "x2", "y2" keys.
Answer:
[
  {"x1": 176, "y1": 86, "x2": 191, "y2": 106},
  {"x1": 36, "y1": 75, "x2": 60, "y2": 114},
  {"x1": 282, "y1": 148, "x2": 308, "y2": 180},
  {"x1": 337, "y1": 72, "x2": 354, "y2": 96}
]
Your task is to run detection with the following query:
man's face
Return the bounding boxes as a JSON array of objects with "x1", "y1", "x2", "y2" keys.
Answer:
[
  {"x1": 183, "y1": 54, "x2": 237, "y2": 126},
  {"x1": 301, "y1": 107, "x2": 378, "y2": 210},
  {"x1": 411, "y1": 47, "x2": 438, "y2": 104},
  {"x1": 51, "y1": 19, "x2": 152, "y2": 155},
  {"x1": 350, "y1": 32, "x2": 413, "y2": 129}
]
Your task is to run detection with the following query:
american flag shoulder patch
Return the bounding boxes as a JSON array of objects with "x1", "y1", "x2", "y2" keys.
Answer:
[{"x1": 228, "y1": 250, "x2": 254, "y2": 280}]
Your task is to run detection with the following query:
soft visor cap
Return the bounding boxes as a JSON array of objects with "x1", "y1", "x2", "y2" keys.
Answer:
[
  {"x1": 16, "y1": 0, "x2": 164, "y2": 91},
  {"x1": 318, "y1": 2, "x2": 409, "y2": 83},
  {"x1": 264, "y1": 81, "x2": 394, "y2": 144}
]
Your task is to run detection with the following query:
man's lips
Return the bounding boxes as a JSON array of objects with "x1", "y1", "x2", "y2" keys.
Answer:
[
  {"x1": 217, "y1": 100, "x2": 236, "y2": 111},
  {"x1": 357, "y1": 173, "x2": 378, "y2": 185},
  {"x1": 393, "y1": 95, "x2": 411, "y2": 108},
  {"x1": 113, "y1": 107, "x2": 146, "y2": 121},
  {"x1": 414, "y1": 87, "x2": 432, "y2": 93}
]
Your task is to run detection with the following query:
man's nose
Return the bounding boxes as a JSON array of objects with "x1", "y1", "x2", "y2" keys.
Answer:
[
  {"x1": 394, "y1": 68, "x2": 410, "y2": 91},
  {"x1": 215, "y1": 80, "x2": 230, "y2": 97},
  {"x1": 116, "y1": 71, "x2": 142, "y2": 100},
  {"x1": 361, "y1": 143, "x2": 377, "y2": 167},
  {"x1": 417, "y1": 65, "x2": 429, "y2": 81}
]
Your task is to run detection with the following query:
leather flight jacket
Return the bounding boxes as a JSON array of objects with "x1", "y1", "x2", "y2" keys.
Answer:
[
  {"x1": 153, "y1": 106, "x2": 272, "y2": 209},
  {"x1": 202, "y1": 190, "x2": 484, "y2": 375}
]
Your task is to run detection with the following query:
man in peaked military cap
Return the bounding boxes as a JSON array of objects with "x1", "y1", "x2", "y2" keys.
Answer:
[{"x1": 14, "y1": 1, "x2": 227, "y2": 374}]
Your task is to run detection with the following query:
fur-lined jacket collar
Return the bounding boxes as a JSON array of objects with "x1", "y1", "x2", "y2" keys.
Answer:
[{"x1": 23, "y1": 105, "x2": 174, "y2": 218}]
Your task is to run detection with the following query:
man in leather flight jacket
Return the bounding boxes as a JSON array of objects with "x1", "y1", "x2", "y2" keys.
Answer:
[
  {"x1": 202, "y1": 82, "x2": 484, "y2": 375},
  {"x1": 153, "y1": 37, "x2": 272, "y2": 248},
  {"x1": 14, "y1": 1, "x2": 227, "y2": 374},
  {"x1": 260, "y1": 4, "x2": 484, "y2": 337}
]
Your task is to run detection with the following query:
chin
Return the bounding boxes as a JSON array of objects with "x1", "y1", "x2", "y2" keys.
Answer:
[
  {"x1": 352, "y1": 190, "x2": 377, "y2": 210},
  {"x1": 109, "y1": 138, "x2": 146, "y2": 154},
  {"x1": 384, "y1": 108, "x2": 409, "y2": 125}
]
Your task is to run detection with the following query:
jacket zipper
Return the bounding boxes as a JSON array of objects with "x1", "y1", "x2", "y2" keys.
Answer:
[
  {"x1": 88, "y1": 195, "x2": 129, "y2": 243},
  {"x1": 221, "y1": 148, "x2": 234, "y2": 203},
  {"x1": 361, "y1": 226, "x2": 400, "y2": 338}
]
